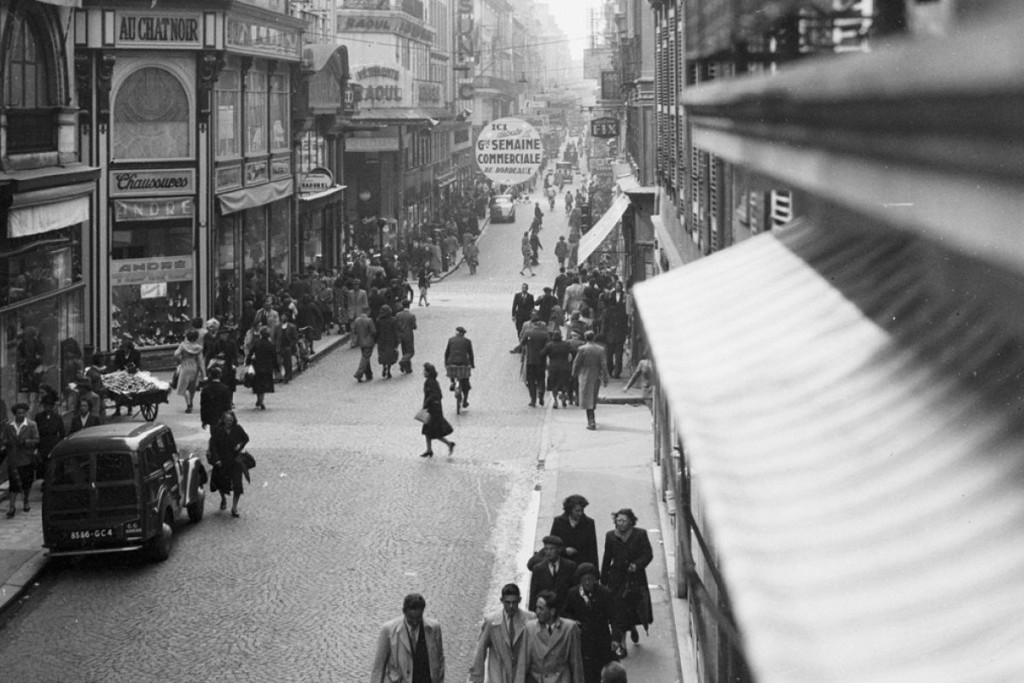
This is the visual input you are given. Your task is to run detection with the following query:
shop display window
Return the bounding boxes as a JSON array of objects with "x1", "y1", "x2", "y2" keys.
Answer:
[
  {"x1": 243, "y1": 208, "x2": 268, "y2": 304},
  {"x1": 216, "y1": 69, "x2": 241, "y2": 158},
  {"x1": 113, "y1": 66, "x2": 190, "y2": 160},
  {"x1": 270, "y1": 72, "x2": 289, "y2": 152},
  {"x1": 269, "y1": 200, "x2": 291, "y2": 291},
  {"x1": 215, "y1": 216, "x2": 239, "y2": 324},
  {"x1": 110, "y1": 221, "x2": 194, "y2": 347},
  {"x1": 0, "y1": 226, "x2": 82, "y2": 308},
  {"x1": 245, "y1": 69, "x2": 268, "y2": 155},
  {"x1": 1, "y1": 287, "x2": 85, "y2": 415}
]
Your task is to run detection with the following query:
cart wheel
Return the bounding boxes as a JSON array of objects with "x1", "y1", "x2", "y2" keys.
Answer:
[{"x1": 141, "y1": 403, "x2": 158, "y2": 421}]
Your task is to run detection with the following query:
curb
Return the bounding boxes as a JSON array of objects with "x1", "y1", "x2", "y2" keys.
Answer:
[
  {"x1": 597, "y1": 396, "x2": 647, "y2": 406},
  {"x1": 0, "y1": 551, "x2": 48, "y2": 616}
]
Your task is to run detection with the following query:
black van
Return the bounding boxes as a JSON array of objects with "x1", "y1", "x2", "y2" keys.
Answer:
[{"x1": 42, "y1": 423, "x2": 207, "y2": 561}]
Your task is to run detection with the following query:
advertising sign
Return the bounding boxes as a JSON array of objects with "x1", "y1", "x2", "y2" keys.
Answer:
[
  {"x1": 114, "y1": 198, "x2": 195, "y2": 222},
  {"x1": 456, "y1": 0, "x2": 475, "y2": 66},
  {"x1": 475, "y1": 117, "x2": 544, "y2": 185},
  {"x1": 111, "y1": 256, "x2": 194, "y2": 286},
  {"x1": 590, "y1": 117, "x2": 619, "y2": 138},
  {"x1": 115, "y1": 12, "x2": 202, "y2": 48},
  {"x1": 109, "y1": 169, "x2": 196, "y2": 196}
]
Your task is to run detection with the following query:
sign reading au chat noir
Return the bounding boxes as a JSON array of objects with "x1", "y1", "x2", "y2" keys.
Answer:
[{"x1": 475, "y1": 117, "x2": 544, "y2": 185}]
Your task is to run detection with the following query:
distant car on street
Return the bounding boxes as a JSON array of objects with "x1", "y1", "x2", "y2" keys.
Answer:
[{"x1": 490, "y1": 195, "x2": 517, "y2": 223}]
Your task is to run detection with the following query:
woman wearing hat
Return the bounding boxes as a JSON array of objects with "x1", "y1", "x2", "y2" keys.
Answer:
[
  {"x1": 419, "y1": 362, "x2": 455, "y2": 458},
  {"x1": 245, "y1": 326, "x2": 278, "y2": 410},
  {"x1": 375, "y1": 304, "x2": 399, "y2": 379}
]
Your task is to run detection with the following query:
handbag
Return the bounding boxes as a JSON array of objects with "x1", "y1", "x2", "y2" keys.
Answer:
[
  {"x1": 170, "y1": 368, "x2": 180, "y2": 390},
  {"x1": 413, "y1": 408, "x2": 430, "y2": 424},
  {"x1": 240, "y1": 451, "x2": 256, "y2": 469},
  {"x1": 242, "y1": 364, "x2": 255, "y2": 388}
]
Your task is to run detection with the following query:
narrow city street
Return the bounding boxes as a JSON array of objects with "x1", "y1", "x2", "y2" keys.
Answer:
[{"x1": 0, "y1": 182, "x2": 578, "y2": 682}]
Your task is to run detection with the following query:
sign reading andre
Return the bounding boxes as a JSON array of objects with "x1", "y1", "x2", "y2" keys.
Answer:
[{"x1": 475, "y1": 118, "x2": 544, "y2": 185}]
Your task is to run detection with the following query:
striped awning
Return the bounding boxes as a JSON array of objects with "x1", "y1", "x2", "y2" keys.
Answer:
[
  {"x1": 634, "y1": 220, "x2": 1024, "y2": 683},
  {"x1": 577, "y1": 194, "x2": 630, "y2": 264}
]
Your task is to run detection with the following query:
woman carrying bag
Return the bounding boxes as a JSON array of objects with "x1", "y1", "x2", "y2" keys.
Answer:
[
  {"x1": 600, "y1": 508, "x2": 654, "y2": 658},
  {"x1": 418, "y1": 362, "x2": 454, "y2": 458},
  {"x1": 208, "y1": 410, "x2": 249, "y2": 517},
  {"x1": 173, "y1": 329, "x2": 205, "y2": 413}
]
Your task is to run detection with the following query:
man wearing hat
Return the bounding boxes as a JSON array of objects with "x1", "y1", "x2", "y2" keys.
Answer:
[
  {"x1": 444, "y1": 325, "x2": 475, "y2": 409},
  {"x1": 528, "y1": 534, "x2": 578, "y2": 612},
  {"x1": 535, "y1": 286, "x2": 559, "y2": 326}
]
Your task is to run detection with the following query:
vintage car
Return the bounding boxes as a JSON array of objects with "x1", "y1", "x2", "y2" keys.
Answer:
[
  {"x1": 489, "y1": 195, "x2": 517, "y2": 223},
  {"x1": 42, "y1": 422, "x2": 207, "y2": 561}
]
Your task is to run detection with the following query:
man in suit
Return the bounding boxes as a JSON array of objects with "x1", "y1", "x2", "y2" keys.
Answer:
[
  {"x1": 562, "y1": 564, "x2": 616, "y2": 683},
  {"x1": 510, "y1": 283, "x2": 535, "y2": 351},
  {"x1": 395, "y1": 301, "x2": 418, "y2": 374},
  {"x1": 351, "y1": 307, "x2": 377, "y2": 382},
  {"x1": 70, "y1": 397, "x2": 101, "y2": 434},
  {"x1": 535, "y1": 286, "x2": 559, "y2": 326},
  {"x1": 519, "y1": 317, "x2": 550, "y2": 408},
  {"x1": 370, "y1": 593, "x2": 445, "y2": 683},
  {"x1": 523, "y1": 590, "x2": 585, "y2": 683},
  {"x1": 529, "y1": 535, "x2": 578, "y2": 611},
  {"x1": 469, "y1": 584, "x2": 534, "y2": 683}
]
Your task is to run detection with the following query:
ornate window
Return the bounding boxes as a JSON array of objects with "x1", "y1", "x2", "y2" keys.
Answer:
[
  {"x1": 215, "y1": 69, "x2": 241, "y2": 158},
  {"x1": 269, "y1": 72, "x2": 289, "y2": 151},
  {"x1": 245, "y1": 69, "x2": 268, "y2": 155},
  {"x1": 3, "y1": 8, "x2": 56, "y2": 153},
  {"x1": 113, "y1": 67, "x2": 190, "y2": 160}
]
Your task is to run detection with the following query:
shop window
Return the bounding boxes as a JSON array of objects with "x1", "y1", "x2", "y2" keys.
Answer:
[
  {"x1": 113, "y1": 67, "x2": 190, "y2": 160},
  {"x1": 215, "y1": 216, "x2": 239, "y2": 323},
  {"x1": 243, "y1": 208, "x2": 268, "y2": 303},
  {"x1": 245, "y1": 69, "x2": 268, "y2": 155},
  {"x1": 269, "y1": 201, "x2": 291, "y2": 290},
  {"x1": 270, "y1": 72, "x2": 290, "y2": 152},
  {"x1": 216, "y1": 69, "x2": 241, "y2": 158},
  {"x1": 0, "y1": 227, "x2": 82, "y2": 309},
  {"x1": 3, "y1": 7, "x2": 56, "y2": 154},
  {"x1": 110, "y1": 220, "x2": 194, "y2": 347}
]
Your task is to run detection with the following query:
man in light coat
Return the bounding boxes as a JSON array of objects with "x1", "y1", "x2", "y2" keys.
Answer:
[
  {"x1": 571, "y1": 331, "x2": 609, "y2": 430},
  {"x1": 469, "y1": 584, "x2": 534, "y2": 683},
  {"x1": 395, "y1": 301, "x2": 418, "y2": 374},
  {"x1": 352, "y1": 307, "x2": 377, "y2": 382},
  {"x1": 523, "y1": 590, "x2": 585, "y2": 683},
  {"x1": 371, "y1": 593, "x2": 445, "y2": 683}
]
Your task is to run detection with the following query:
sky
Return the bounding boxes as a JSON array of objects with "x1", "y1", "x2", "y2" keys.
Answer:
[{"x1": 541, "y1": 0, "x2": 600, "y2": 62}]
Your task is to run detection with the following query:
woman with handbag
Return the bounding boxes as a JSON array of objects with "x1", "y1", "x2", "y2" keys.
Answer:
[
  {"x1": 208, "y1": 410, "x2": 249, "y2": 517},
  {"x1": 245, "y1": 326, "x2": 279, "y2": 410},
  {"x1": 173, "y1": 329, "x2": 205, "y2": 413},
  {"x1": 419, "y1": 362, "x2": 455, "y2": 458},
  {"x1": 600, "y1": 508, "x2": 654, "y2": 658}
]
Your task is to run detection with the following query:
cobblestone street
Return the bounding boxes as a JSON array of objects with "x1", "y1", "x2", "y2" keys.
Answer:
[{"x1": 0, "y1": 191, "x2": 572, "y2": 682}]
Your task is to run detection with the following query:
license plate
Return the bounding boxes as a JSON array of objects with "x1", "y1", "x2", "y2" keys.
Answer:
[{"x1": 67, "y1": 528, "x2": 115, "y2": 542}]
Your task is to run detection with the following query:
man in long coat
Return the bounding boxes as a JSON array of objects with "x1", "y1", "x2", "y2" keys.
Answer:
[
  {"x1": 371, "y1": 593, "x2": 445, "y2": 683},
  {"x1": 395, "y1": 301, "x2": 418, "y2": 374},
  {"x1": 528, "y1": 535, "x2": 578, "y2": 611},
  {"x1": 510, "y1": 283, "x2": 535, "y2": 348},
  {"x1": 352, "y1": 307, "x2": 377, "y2": 382},
  {"x1": 523, "y1": 590, "x2": 585, "y2": 683},
  {"x1": 469, "y1": 584, "x2": 534, "y2": 683},
  {"x1": 571, "y1": 331, "x2": 609, "y2": 430}
]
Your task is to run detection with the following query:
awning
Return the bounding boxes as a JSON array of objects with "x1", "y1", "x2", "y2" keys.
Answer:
[
  {"x1": 8, "y1": 195, "x2": 89, "y2": 238},
  {"x1": 217, "y1": 178, "x2": 293, "y2": 215},
  {"x1": 349, "y1": 107, "x2": 454, "y2": 124},
  {"x1": 577, "y1": 194, "x2": 630, "y2": 263},
  {"x1": 297, "y1": 185, "x2": 346, "y2": 203},
  {"x1": 634, "y1": 221, "x2": 1024, "y2": 683},
  {"x1": 34, "y1": 0, "x2": 81, "y2": 6},
  {"x1": 302, "y1": 43, "x2": 348, "y2": 77}
]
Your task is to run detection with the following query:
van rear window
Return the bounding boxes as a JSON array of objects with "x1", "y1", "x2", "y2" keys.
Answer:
[
  {"x1": 96, "y1": 453, "x2": 134, "y2": 482},
  {"x1": 51, "y1": 452, "x2": 134, "y2": 485},
  {"x1": 50, "y1": 455, "x2": 92, "y2": 486}
]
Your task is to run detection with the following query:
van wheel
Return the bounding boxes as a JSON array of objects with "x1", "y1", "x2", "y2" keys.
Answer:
[
  {"x1": 147, "y1": 519, "x2": 173, "y2": 562},
  {"x1": 187, "y1": 498, "x2": 204, "y2": 523}
]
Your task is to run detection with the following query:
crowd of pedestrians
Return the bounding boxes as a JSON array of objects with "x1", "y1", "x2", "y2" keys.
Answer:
[{"x1": 373, "y1": 493, "x2": 650, "y2": 683}]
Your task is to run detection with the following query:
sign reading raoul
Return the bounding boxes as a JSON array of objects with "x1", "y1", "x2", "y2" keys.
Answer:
[{"x1": 475, "y1": 118, "x2": 544, "y2": 185}]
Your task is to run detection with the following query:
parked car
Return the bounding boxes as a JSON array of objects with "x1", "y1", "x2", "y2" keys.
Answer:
[
  {"x1": 42, "y1": 422, "x2": 207, "y2": 562},
  {"x1": 490, "y1": 195, "x2": 517, "y2": 223}
]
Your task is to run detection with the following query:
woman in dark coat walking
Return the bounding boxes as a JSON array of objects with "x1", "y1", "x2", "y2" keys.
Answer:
[
  {"x1": 550, "y1": 493, "x2": 600, "y2": 569},
  {"x1": 375, "y1": 304, "x2": 399, "y2": 378},
  {"x1": 563, "y1": 563, "x2": 617, "y2": 683},
  {"x1": 420, "y1": 362, "x2": 455, "y2": 458},
  {"x1": 208, "y1": 409, "x2": 249, "y2": 517},
  {"x1": 600, "y1": 508, "x2": 654, "y2": 658},
  {"x1": 245, "y1": 326, "x2": 278, "y2": 410},
  {"x1": 541, "y1": 329, "x2": 575, "y2": 409}
]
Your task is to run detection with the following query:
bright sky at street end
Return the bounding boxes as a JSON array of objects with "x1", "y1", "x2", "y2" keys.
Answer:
[{"x1": 541, "y1": 0, "x2": 600, "y2": 62}]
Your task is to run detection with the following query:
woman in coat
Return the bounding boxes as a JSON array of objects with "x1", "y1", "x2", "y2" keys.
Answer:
[
  {"x1": 375, "y1": 304, "x2": 399, "y2": 378},
  {"x1": 550, "y1": 493, "x2": 599, "y2": 569},
  {"x1": 600, "y1": 508, "x2": 654, "y2": 658},
  {"x1": 420, "y1": 362, "x2": 455, "y2": 458},
  {"x1": 208, "y1": 409, "x2": 249, "y2": 517},
  {"x1": 571, "y1": 331, "x2": 610, "y2": 430},
  {"x1": 541, "y1": 329, "x2": 575, "y2": 409},
  {"x1": 2, "y1": 402, "x2": 39, "y2": 517},
  {"x1": 173, "y1": 329, "x2": 205, "y2": 413},
  {"x1": 563, "y1": 563, "x2": 617, "y2": 683},
  {"x1": 245, "y1": 326, "x2": 278, "y2": 410}
]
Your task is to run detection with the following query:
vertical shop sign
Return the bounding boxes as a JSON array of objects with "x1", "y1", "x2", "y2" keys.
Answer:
[{"x1": 456, "y1": 0, "x2": 475, "y2": 65}]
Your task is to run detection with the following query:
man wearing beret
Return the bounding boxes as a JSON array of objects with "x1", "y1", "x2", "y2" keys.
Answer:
[{"x1": 528, "y1": 535, "x2": 578, "y2": 612}]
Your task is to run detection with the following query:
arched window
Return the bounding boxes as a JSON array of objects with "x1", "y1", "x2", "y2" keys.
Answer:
[
  {"x1": 113, "y1": 67, "x2": 190, "y2": 159},
  {"x1": 3, "y1": 7, "x2": 56, "y2": 153}
]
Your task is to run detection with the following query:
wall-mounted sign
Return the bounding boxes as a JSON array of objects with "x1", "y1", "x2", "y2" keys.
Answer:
[
  {"x1": 114, "y1": 198, "x2": 195, "y2": 222},
  {"x1": 216, "y1": 165, "x2": 242, "y2": 192},
  {"x1": 475, "y1": 117, "x2": 544, "y2": 185},
  {"x1": 417, "y1": 81, "x2": 442, "y2": 105},
  {"x1": 226, "y1": 18, "x2": 300, "y2": 59},
  {"x1": 245, "y1": 160, "x2": 269, "y2": 186},
  {"x1": 270, "y1": 157, "x2": 291, "y2": 180},
  {"x1": 300, "y1": 167, "x2": 335, "y2": 194},
  {"x1": 116, "y1": 12, "x2": 202, "y2": 48},
  {"x1": 337, "y1": 14, "x2": 435, "y2": 42},
  {"x1": 110, "y1": 169, "x2": 196, "y2": 197},
  {"x1": 458, "y1": 83, "x2": 475, "y2": 100},
  {"x1": 350, "y1": 63, "x2": 412, "y2": 108},
  {"x1": 355, "y1": 65, "x2": 400, "y2": 81},
  {"x1": 590, "y1": 117, "x2": 619, "y2": 138},
  {"x1": 111, "y1": 256, "x2": 194, "y2": 286},
  {"x1": 456, "y1": 0, "x2": 475, "y2": 64},
  {"x1": 346, "y1": 135, "x2": 400, "y2": 152},
  {"x1": 600, "y1": 70, "x2": 622, "y2": 101}
]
